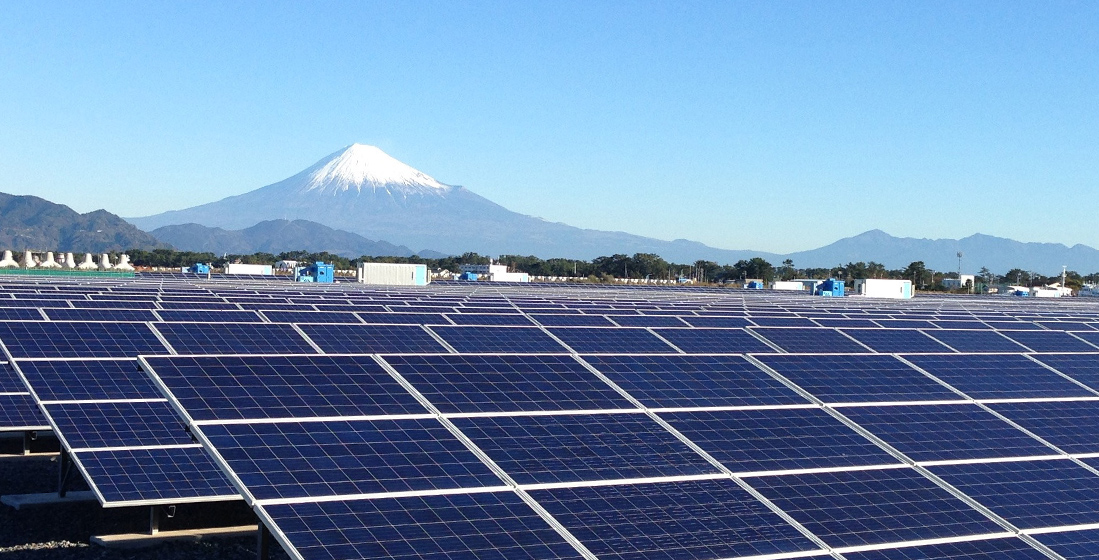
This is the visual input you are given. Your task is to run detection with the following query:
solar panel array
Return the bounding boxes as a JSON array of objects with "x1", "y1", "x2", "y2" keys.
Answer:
[{"x1": 2, "y1": 274, "x2": 1099, "y2": 560}]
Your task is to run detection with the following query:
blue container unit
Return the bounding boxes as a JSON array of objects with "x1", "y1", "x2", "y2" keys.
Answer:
[
  {"x1": 746, "y1": 281, "x2": 764, "y2": 289},
  {"x1": 815, "y1": 279, "x2": 845, "y2": 297},
  {"x1": 189, "y1": 263, "x2": 210, "y2": 274},
  {"x1": 458, "y1": 272, "x2": 479, "y2": 281},
  {"x1": 295, "y1": 262, "x2": 335, "y2": 283}
]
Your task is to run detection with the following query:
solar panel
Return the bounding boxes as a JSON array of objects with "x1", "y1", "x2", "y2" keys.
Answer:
[
  {"x1": 874, "y1": 319, "x2": 937, "y2": 329},
  {"x1": 748, "y1": 467, "x2": 1002, "y2": 548},
  {"x1": 1032, "y1": 353, "x2": 1099, "y2": 392},
  {"x1": 1065, "y1": 330, "x2": 1099, "y2": 349},
  {"x1": 904, "y1": 354, "x2": 1096, "y2": 399},
  {"x1": 382, "y1": 354, "x2": 634, "y2": 414},
  {"x1": 931, "y1": 320, "x2": 992, "y2": 330},
  {"x1": 74, "y1": 446, "x2": 239, "y2": 503},
  {"x1": 1035, "y1": 321, "x2": 1096, "y2": 332},
  {"x1": 841, "y1": 537, "x2": 1048, "y2": 560},
  {"x1": 0, "y1": 361, "x2": 26, "y2": 392},
  {"x1": 154, "y1": 309, "x2": 264, "y2": 323},
  {"x1": 840, "y1": 403, "x2": 1054, "y2": 462},
  {"x1": 813, "y1": 317, "x2": 880, "y2": 328},
  {"x1": 751, "y1": 327, "x2": 871, "y2": 353},
  {"x1": 929, "y1": 459, "x2": 1099, "y2": 529},
  {"x1": 154, "y1": 322, "x2": 317, "y2": 354},
  {"x1": 0, "y1": 321, "x2": 167, "y2": 358},
  {"x1": 662, "y1": 408, "x2": 899, "y2": 472},
  {"x1": 749, "y1": 316, "x2": 818, "y2": 328},
  {"x1": 529, "y1": 313, "x2": 615, "y2": 327},
  {"x1": 0, "y1": 307, "x2": 47, "y2": 321},
  {"x1": 583, "y1": 354, "x2": 807, "y2": 408},
  {"x1": 430, "y1": 326, "x2": 568, "y2": 353},
  {"x1": 527, "y1": 479, "x2": 822, "y2": 560},
  {"x1": 1034, "y1": 528, "x2": 1099, "y2": 560},
  {"x1": 451, "y1": 412, "x2": 719, "y2": 484},
  {"x1": 650, "y1": 328, "x2": 775, "y2": 354},
  {"x1": 607, "y1": 315, "x2": 687, "y2": 327},
  {"x1": 260, "y1": 492, "x2": 586, "y2": 560},
  {"x1": 841, "y1": 329, "x2": 953, "y2": 354},
  {"x1": 678, "y1": 316, "x2": 753, "y2": 328},
  {"x1": 17, "y1": 359, "x2": 162, "y2": 400},
  {"x1": 1000, "y1": 330, "x2": 1098, "y2": 353},
  {"x1": 158, "y1": 301, "x2": 241, "y2": 311},
  {"x1": 0, "y1": 393, "x2": 50, "y2": 431},
  {"x1": 355, "y1": 312, "x2": 450, "y2": 325},
  {"x1": 545, "y1": 327, "x2": 677, "y2": 353},
  {"x1": 922, "y1": 329, "x2": 1028, "y2": 352},
  {"x1": 756, "y1": 354, "x2": 960, "y2": 403},
  {"x1": 445, "y1": 313, "x2": 535, "y2": 326},
  {"x1": 143, "y1": 355, "x2": 430, "y2": 421},
  {"x1": 261, "y1": 310, "x2": 362, "y2": 324},
  {"x1": 199, "y1": 418, "x2": 502, "y2": 501},
  {"x1": 43, "y1": 308, "x2": 158, "y2": 322},
  {"x1": 298, "y1": 324, "x2": 447, "y2": 354},
  {"x1": 43, "y1": 401, "x2": 193, "y2": 449},
  {"x1": 987, "y1": 400, "x2": 1099, "y2": 454}
]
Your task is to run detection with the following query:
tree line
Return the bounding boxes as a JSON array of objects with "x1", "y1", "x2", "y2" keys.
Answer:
[{"x1": 119, "y1": 248, "x2": 1099, "y2": 288}]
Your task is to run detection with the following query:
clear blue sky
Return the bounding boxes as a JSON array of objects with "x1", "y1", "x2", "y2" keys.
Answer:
[{"x1": 1, "y1": 2, "x2": 1096, "y2": 253}]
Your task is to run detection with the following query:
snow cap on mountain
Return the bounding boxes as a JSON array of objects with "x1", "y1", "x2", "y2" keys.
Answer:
[{"x1": 300, "y1": 144, "x2": 450, "y2": 196}]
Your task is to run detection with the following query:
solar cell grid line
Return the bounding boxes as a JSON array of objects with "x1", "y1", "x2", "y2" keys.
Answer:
[
  {"x1": 748, "y1": 316, "x2": 819, "y2": 328},
  {"x1": 987, "y1": 400, "x2": 1099, "y2": 455},
  {"x1": 984, "y1": 321, "x2": 1046, "y2": 331},
  {"x1": 153, "y1": 309, "x2": 266, "y2": 323},
  {"x1": 1000, "y1": 330, "x2": 1099, "y2": 353},
  {"x1": 837, "y1": 403, "x2": 1058, "y2": 463},
  {"x1": 929, "y1": 458, "x2": 1099, "y2": 530},
  {"x1": 873, "y1": 319, "x2": 939, "y2": 329},
  {"x1": 151, "y1": 322, "x2": 318, "y2": 355},
  {"x1": 749, "y1": 327, "x2": 874, "y2": 354},
  {"x1": 543, "y1": 327, "x2": 679, "y2": 354},
  {"x1": 752, "y1": 354, "x2": 963, "y2": 404},
  {"x1": 43, "y1": 308, "x2": 159, "y2": 322},
  {"x1": 746, "y1": 467, "x2": 1007, "y2": 549},
  {"x1": 450, "y1": 412, "x2": 722, "y2": 485},
  {"x1": 380, "y1": 354, "x2": 636, "y2": 414},
  {"x1": 72, "y1": 446, "x2": 240, "y2": 506},
  {"x1": 0, "y1": 307, "x2": 51, "y2": 321},
  {"x1": 157, "y1": 301, "x2": 242, "y2": 311},
  {"x1": 840, "y1": 328, "x2": 956, "y2": 354},
  {"x1": 260, "y1": 310, "x2": 364, "y2": 324},
  {"x1": 811, "y1": 317, "x2": 880, "y2": 328},
  {"x1": 648, "y1": 327, "x2": 779, "y2": 354},
  {"x1": 297, "y1": 323, "x2": 449, "y2": 354},
  {"x1": 923, "y1": 330, "x2": 1035, "y2": 353},
  {"x1": 0, "y1": 393, "x2": 50, "y2": 431},
  {"x1": 258, "y1": 492, "x2": 592, "y2": 560},
  {"x1": 1066, "y1": 330, "x2": 1099, "y2": 350},
  {"x1": 0, "y1": 321, "x2": 168, "y2": 359},
  {"x1": 1034, "y1": 528, "x2": 1099, "y2": 560},
  {"x1": 660, "y1": 407, "x2": 901, "y2": 474},
  {"x1": 355, "y1": 311, "x2": 453, "y2": 325},
  {"x1": 604, "y1": 314, "x2": 688, "y2": 327},
  {"x1": 901, "y1": 354, "x2": 1099, "y2": 400},
  {"x1": 839, "y1": 535, "x2": 1051, "y2": 560},
  {"x1": 679, "y1": 315, "x2": 754, "y2": 328},
  {"x1": 528, "y1": 314, "x2": 616, "y2": 327},
  {"x1": 43, "y1": 400, "x2": 194, "y2": 450},
  {"x1": 16, "y1": 358, "x2": 163, "y2": 401},
  {"x1": 140, "y1": 354, "x2": 431, "y2": 422},
  {"x1": 429, "y1": 325, "x2": 571, "y2": 354}
]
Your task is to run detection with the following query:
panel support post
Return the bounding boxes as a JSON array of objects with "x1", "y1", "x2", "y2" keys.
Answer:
[
  {"x1": 22, "y1": 430, "x2": 34, "y2": 456},
  {"x1": 57, "y1": 448, "x2": 74, "y2": 497},
  {"x1": 257, "y1": 521, "x2": 272, "y2": 560},
  {"x1": 149, "y1": 506, "x2": 160, "y2": 535}
]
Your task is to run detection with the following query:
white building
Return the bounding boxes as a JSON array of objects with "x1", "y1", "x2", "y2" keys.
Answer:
[
  {"x1": 357, "y1": 262, "x2": 429, "y2": 286},
  {"x1": 852, "y1": 278, "x2": 914, "y2": 299},
  {"x1": 941, "y1": 274, "x2": 976, "y2": 290},
  {"x1": 459, "y1": 263, "x2": 530, "y2": 282}
]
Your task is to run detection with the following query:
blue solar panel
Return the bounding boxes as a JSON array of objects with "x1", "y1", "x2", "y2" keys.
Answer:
[
  {"x1": 749, "y1": 316, "x2": 818, "y2": 328},
  {"x1": 663, "y1": 408, "x2": 898, "y2": 472},
  {"x1": 922, "y1": 329, "x2": 1027, "y2": 352},
  {"x1": 44, "y1": 401, "x2": 192, "y2": 449},
  {"x1": 530, "y1": 314, "x2": 614, "y2": 327},
  {"x1": 842, "y1": 537, "x2": 1047, "y2": 560},
  {"x1": 445, "y1": 314, "x2": 535, "y2": 326},
  {"x1": 75, "y1": 446, "x2": 237, "y2": 504},
  {"x1": 0, "y1": 361, "x2": 25, "y2": 392},
  {"x1": 298, "y1": 324, "x2": 447, "y2": 354},
  {"x1": 905, "y1": 354, "x2": 1095, "y2": 399},
  {"x1": 0, "y1": 307, "x2": 47, "y2": 321},
  {"x1": 932, "y1": 320, "x2": 992, "y2": 330},
  {"x1": 155, "y1": 322, "x2": 317, "y2": 354},
  {"x1": 17, "y1": 359, "x2": 162, "y2": 400},
  {"x1": 1000, "y1": 331, "x2": 1098, "y2": 353},
  {"x1": 841, "y1": 329, "x2": 954, "y2": 354},
  {"x1": 840, "y1": 403, "x2": 1053, "y2": 462},
  {"x1": 527, "y1": 479, "x2": 821, "y2": 560},
  {"x1": 583, "y1": 354, "x2": 806, "y2": 408},
  {"x1": 748, "y1": 467, "x2": 1001, "y2": 548},
  {"x1": 0, "y1": 393, "x2": 49, "y2": 430},
  {"x1": 200, "y1": 418, "x2": 501, "y2": 500},
  {"x1": 988, "y1": 400, "x2": 1099, "y2": 454},
  {"x1": 751, "y1": 327, "x2": 872, "y2": 353},
  {"x1": 43, "y1": 308, "x2": 158, "y2": 322},
  {"x1": 1032, "y1": 354, "x2": 1099, "y2": 392},
  {"x1": 678, "y1": 316, "x2": 755, "y2": 328},
  {"x1": 545, "y1": 327, "x2": 677, "y2": 353},
  {"x1": 650, "y1": 328, "x2": 775, "y2": 354},
  {"x1": 756, "y1": 354, "x2": 960, "y2": 403},
  {"x1": 143, "y1": 355, "x2": 427, "y2": 421},
  {"x1": 261, "y1": 310, "x2": 362, "y2": 324},
  {"x1": 261, "y1": 492, "x2": 585, "y2": 560},
  {"x1": 1065, "y1": 331, "x2": 1099, "y2": 350},
  {"x1": 431, "y1": 326, "x2": 568, "y2": 353},
  {"x1": 813, "y1": 317, "x2": 880, "y2": 328},
  {"x1": 451, "y1": 413, "x2": 718, "y2": 484},
  {"x1": 929, "y1": 459, "x2": 1099, "y2": 529},
  {"x1": 158, "y1": 301, "x2": 240, "y2": 311},
  {"x1": 608, "y1": 315, "x2": 687, "y2": 327},
  {"x1": 356, "y1": 312, "x2": 450, "y2": 325},
  {"x1": 874, "y1": 319, "x2": 938, "y2": 329},
  {"x1": 1035, "y1": 321, "x2": 1096, "y2": 332},
  {"x1": 1034, "y1": 528, "x2": 1099, "y2": 560},
  {"x1": 383, "y1": 354, "x2": 634, "y2": 414},
  {"x1": 155, "y1": 309, "x2": 264, "y2": 323},
  {"x1": 0, "y1": 322, "x2": 167, "y2": 358}
]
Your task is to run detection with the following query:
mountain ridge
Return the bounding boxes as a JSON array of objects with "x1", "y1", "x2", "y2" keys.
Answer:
[{"x1": 0, "y1": 192, "x2": 168, "y2": 253}]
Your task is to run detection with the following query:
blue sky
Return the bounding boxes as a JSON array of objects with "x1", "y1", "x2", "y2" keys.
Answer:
[{"x1": 1, "y1": 2, "x2": 1096, "y2": 254}]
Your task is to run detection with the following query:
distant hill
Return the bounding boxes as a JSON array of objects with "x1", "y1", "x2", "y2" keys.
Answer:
[
  {"x1": 787, "y1": 229, "x2": 1099, "y2": 273},
  {"x1": 0, "y1": 192, "x2": 168, "y2": 253},
  {"x1": 149, "y1": 219, "x2": 423, "y2": 258}
]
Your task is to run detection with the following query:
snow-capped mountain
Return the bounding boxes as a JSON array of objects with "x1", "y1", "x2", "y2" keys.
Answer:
[{"x1": 129, "y1": 145, "x2": 773, "y2": 262}]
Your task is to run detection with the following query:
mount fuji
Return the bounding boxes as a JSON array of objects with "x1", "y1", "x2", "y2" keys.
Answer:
[{"x1": 129, "y1": 144, "x2": 773, "y2": 262}]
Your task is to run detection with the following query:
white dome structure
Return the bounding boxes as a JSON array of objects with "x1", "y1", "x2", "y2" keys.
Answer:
[
  {"x1": 0, "y1": 251, "x2": 17, "y2": 268},
  {"x1": 113, "y1": 254, "x2": 135, "y2": 271},
  {"x1": 21, "y1": 250, "x2": 36, "y2": 268},
  {"x1": 39, "y1": 252, "x2": 61, "y2": 268},
  {"x1": 77, "y1": 253, "x2": 97, "y2": 270}
]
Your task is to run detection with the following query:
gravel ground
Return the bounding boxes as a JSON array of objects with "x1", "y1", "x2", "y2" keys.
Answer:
[{"x1": 0, "y1": 436, "x2": 289, "y2": 560}]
